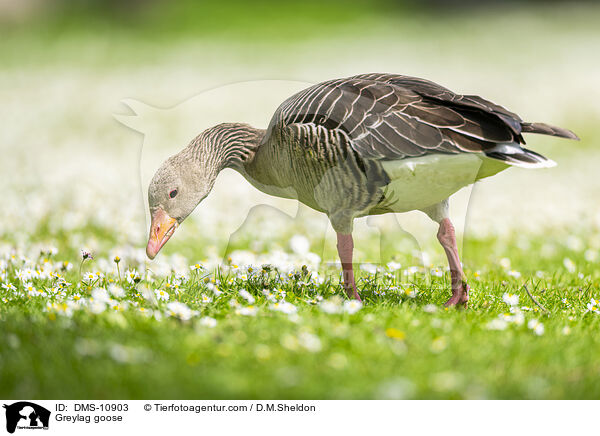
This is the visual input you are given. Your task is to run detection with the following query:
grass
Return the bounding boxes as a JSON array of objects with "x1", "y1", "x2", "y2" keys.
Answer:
[{"x1": 1, "y1": 227, "x2": 599, "y2": 399}]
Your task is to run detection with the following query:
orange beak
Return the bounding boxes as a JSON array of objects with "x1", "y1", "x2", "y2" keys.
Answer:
[{"x1": 146, "y1": 208, "x2": 178, "y2": 259}]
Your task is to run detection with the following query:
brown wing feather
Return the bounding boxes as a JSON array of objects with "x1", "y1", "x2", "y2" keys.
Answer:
[
  {"x1": 353, "y1": 73, "x2": 524, "y2": 135},
  {"x1": 269, "y1": 73, "x2": 577, "y2": 163},
  {"x1": 521, "y1": 122, "x2": 579, "y2": 140}
]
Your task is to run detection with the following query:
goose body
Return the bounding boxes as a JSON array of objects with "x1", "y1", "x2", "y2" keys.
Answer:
[
  {"x1": 244, "y1": 142, "x2": 507, "y2": 218},
  {"x1": 146, "y1": 73, "x2": 578, "y2": 306}
]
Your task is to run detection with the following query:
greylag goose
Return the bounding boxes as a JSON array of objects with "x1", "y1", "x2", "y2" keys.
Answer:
[{"x1": 146, "y1": 73, "x2": 578, "y2": 306}]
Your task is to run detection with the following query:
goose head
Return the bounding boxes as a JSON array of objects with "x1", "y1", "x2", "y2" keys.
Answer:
[{"x1": 146, "y1": 150, "x2": 215, "y2": 259}]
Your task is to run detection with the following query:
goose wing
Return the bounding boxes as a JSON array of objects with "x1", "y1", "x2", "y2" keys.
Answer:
[{"x1": 269, "y1": 74, "x2": 577, "y2": 162}]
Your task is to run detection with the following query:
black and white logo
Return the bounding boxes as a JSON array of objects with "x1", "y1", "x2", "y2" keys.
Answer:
[{"x1": 3, "y1": 402, "x2": 50, "y2": 434}]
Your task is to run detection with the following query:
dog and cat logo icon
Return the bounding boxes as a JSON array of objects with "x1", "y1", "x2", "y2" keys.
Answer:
[{"x1": 3, "y1": 402, "x2": 50, "y2": 433}]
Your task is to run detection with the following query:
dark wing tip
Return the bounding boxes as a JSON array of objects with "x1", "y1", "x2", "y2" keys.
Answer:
[
  {"x1": 521, "y1": 122, "x2": 580, "y2": 141},
  {"x1": 566, "y1": 128, "x2": 581, "y2": 141}
]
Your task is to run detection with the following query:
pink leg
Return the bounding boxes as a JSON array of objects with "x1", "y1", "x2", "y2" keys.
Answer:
[
  {"x1": 336, "y1": 233, "x2": 362, "y2": 301},
  {"x1": 437, "y1": 218, "x2": 469, "y2": 307}
]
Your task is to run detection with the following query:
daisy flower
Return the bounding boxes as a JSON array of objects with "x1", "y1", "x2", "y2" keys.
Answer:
[
  {"x1": 298, "y1": 332, "x2": 322, "y2": 352},
  {"x1": 88, "y1": 300, "x2": 106, "y2": 314},
  {"x1": 499, "y1": 258, "x2": 511, "y2": 269},
  {"x1": 343, "y1": 300, "x2": 363, "y2": 314},
  {"x1": 563, "y1": 258, "x2": 576, "y2": 273},
  {"x1": 239, "y1": 289, "x2": 255, "y2": 304},
  {"x1": 527, "y1": 319, "x2": 545, "y2": 336},
  {"x1": 403, "y1": 266, "x2": 420, "y2": 276},
  {"x1": 507, "y1": 270, "x2": 521, "y2": 279},
  {"x1": 199, "y1": 317, "x2": 217, "y2": 328},
  {"x1": 2, "y1": 283, "x2": 17, "y2": 292},
  {"x1": 108, "y1": 284, "x2": 125, "y2": 298},
  {"x1": 502, "y1": 293, "x2": 519, "y2": 307},
  {"x1": 270, "y1": 301, "x2": 297, "y2": 315},
  {"x1": 431, "y1": 268, "x2": 444, "y2": 277},
  {"x1": 91, "y1": 288, "x2": 111, "y2": 303},
  {"x1": 15, "y1": 269, "x2": 30, "y2": 282},
  {"x1": 586, "y1": 302, "x2": 599, "y2": 314},
  {"x1": 206, "y1": 282, "x2": 222, "y2": 296},
  {"x1": 154, "y1": 289, "x2": 170, "y2": 302},
  {"x1": 404, "y1": 287, "x2": 417, "y2": 298},
  {"x1": 24, "y1": 283, "x2": 41, "y2": 296},
  {"x1": 360, "y1": 263, "x2": 378, "y2": 275},
  {"x1": 126, "y1": 269, "x2": 141, "y2": 285},
  {"x1": 386, "y1": 261, "x2": 402, "y2": 272},
  {"x1": 319, "y1": 298, "x2": 342, "y2": 314},
  {"x1": 199, "y1": 294, "x2": 212, "y2": 304},
  {"x1": 486, "y1": 318, "x2": 509, "y2": 331},
  {"x1": 166, "y1": 301, "x2": 194, "y2": 321},
  {"x1": 237, "y1": 306, "x2": 258, "y2": 316},
  {"x1": 290, "y1": 235, "x2": 310, "y2": 255}
]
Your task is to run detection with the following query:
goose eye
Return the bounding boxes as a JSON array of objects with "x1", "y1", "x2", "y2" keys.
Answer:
[{"x1": 169, "y1": 189, "x2": 178, "y2": 199}]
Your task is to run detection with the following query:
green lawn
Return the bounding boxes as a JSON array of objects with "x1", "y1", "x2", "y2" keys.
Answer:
[{"x1": 1, "y1": 228, "x2": 599, "y2": 399}]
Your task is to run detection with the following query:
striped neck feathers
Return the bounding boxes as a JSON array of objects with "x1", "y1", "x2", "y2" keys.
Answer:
[{"x1": 189, "y1": 123, "x2": 264, "y2": 173}]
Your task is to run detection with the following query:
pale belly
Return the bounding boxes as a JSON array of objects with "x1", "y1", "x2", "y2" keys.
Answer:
[{"x1": 379, "y1": 153, "x2": 509, "y2": 213}]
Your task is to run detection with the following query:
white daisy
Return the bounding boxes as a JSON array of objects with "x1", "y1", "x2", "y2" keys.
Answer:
[
  {"x1": 239, "y1": 289, "x2": 255, "y2": 304},
  {"x1": 502, "y1": 293, "x2": 519, "y2": 306},
  {"x1": 1, "y1": 283, "x2": 17, "y2": 292},
  {"x1": 431, "y1": 268, "x2": 444, "y2": 277},
  {"x1": 91, "y1": 288, "x2": 111, "y2": 303},
  {"x1": 125, "y1": 269, "x2": 141, "y2": 285},
  {"x1": 88, "y1": 299, "x2": 106, "y2": 314},
  {"x1": 343, "y1": 300, "x2": 363, "y2": 314},
  {"x1": 360, "y1": 263, "x2": 378, "y2": 275},
  {"x1": 486, "y1": 319, "x2": 508, "y2": 330},
  {"x1": 386, "y1": 261, "x2": 402, "y2": 272},
  {"x1": 563, "y1": 258, "x2": 576, "y2": 273},
  {"x1": 289, "y1": 235, "x2": 310, "y2": 255},
  {"x1": 270, "y1": 301, "x2": 297, "y2": 315},
  {"x1": 154, "y1": 289, "x2": 170, "y2": 302},
  {"x1": 319, "y1": 298, "x2": 342, "y2": 314},
  {"x1": 507, "y1": 270, "x2": 521, "y2": 279},
  {"x1": 108, "y1": 284, "x2": 125, "y2": 298},
  {"x1": 237, "y1": 306, "x2": 258, "y2": 316},
  {"x1": 298, "y1": 332, "x2": 322, "y2": 352},
  {"x1": 200, "y1": 294, "x2": 212, "y2": 304},
  {"x1": 527, "y1": 319, "x2": 545, "y2": 336},
  {"x1": 199, "y1": 316, "x2": 217, "y2": 328},
  {"x1": 206, "y1": 282, "x2": 222, "y2": 296},
  {"x1": 166, "y1": 301, "x2": 194, "y2": 321},
  {"x1": 499, "y1": 258, "x2": 511, "y2": 269}
]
